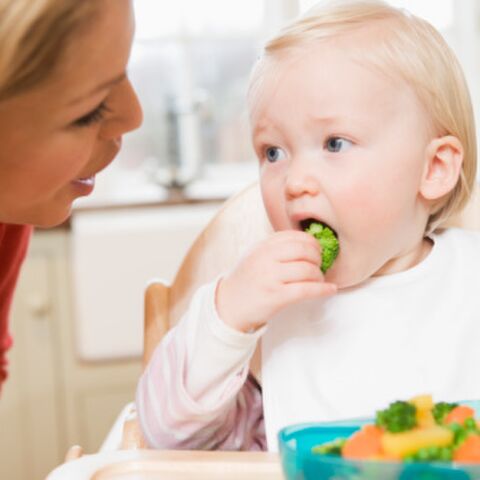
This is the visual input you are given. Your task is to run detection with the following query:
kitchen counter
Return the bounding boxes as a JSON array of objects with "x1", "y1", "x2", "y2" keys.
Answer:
[
  {"x1": 72, "y1": 162, "x2": 258, "y2": 211},
  {"x1": 43, "y1": 187, "x2": 226, "y2": 231},
  {"x1": 43, "y1": 163, "x2": 259, "y2": 229}
]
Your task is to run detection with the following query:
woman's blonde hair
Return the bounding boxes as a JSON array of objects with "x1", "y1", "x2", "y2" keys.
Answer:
[
  {"x1": 250, "y1": 0, "x2": 477, "y2": 232},
  {"x1": 0, "y1": 0, "x2": 99, "y2": 100}
]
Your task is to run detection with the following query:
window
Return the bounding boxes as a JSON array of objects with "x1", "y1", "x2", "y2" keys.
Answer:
[
  {"x1": 113, "y1": 0, "x2": 264, "y2": 191},
  {"x1": 134, "y1": 1, "x2": 264, "y2": 38},
  {"x1": 106, "y1": 0, "x2": 479, "y2": 200},
  {"x1": 298, "y1": 0, "x2": 454, "y2": 30}
]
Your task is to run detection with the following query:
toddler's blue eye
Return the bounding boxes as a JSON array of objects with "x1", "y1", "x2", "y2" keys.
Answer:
[
  {"x1": 325, "y1": 137, "x2": 352, "y2": 153},
  {"x1": 265, "y1": 146, "x2": 285, "y2": 163}
]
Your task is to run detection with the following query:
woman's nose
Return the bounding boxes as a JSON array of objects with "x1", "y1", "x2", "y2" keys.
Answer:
[
  {"x1": 100, "y1": 79, "x2": 143, "y2": 139},
  {"x1": 285, "y1": 161, "x2": 321, "y2": 199}
]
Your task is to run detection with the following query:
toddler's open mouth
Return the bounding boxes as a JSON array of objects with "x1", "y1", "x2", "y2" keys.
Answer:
[
  {"x1": 299, "y1": 217, "x2": 338, "y2": 239},
  {"x1": 299, "y1": 218, "x2": 339, "y2": 273}
]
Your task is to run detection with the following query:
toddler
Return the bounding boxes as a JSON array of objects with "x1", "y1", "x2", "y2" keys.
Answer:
[{"x1": 136, "y1": 0, "x2": 480, "y2": 452}]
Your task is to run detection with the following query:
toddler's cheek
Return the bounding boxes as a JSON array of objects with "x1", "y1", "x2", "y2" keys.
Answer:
[
  {"x1": 261, "y1": 193, "x2": 290, "y2": 231},
  {"x1": 339, "y1": 182, "x2": 395, "y2": 221},
  {"x1": 267, "y1": 209, "x2": 291, "y2": 231},
  {"x1": 341, "y1": 182, "x2": 381, "y2": 210}
]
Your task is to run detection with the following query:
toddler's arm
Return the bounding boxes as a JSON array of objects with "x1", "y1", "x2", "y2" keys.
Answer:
[
  {"x1": 137, "y1": 230, "x2": 336, "y2": 449},
  {"x1": 136, "y1": 280, "x2": 266, "y2": 450}
]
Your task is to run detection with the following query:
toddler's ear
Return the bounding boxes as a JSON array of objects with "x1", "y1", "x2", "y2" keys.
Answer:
[{"x1": 419, "y1": 135, "x2": 463, "y2": 201}]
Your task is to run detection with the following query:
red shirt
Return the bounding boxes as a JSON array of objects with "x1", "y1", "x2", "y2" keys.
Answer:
[{"x1": 0, "y1": 223, "x2": 32, "y2": 391}]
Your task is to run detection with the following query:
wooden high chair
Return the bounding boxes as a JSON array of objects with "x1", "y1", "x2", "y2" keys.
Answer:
[
  {"x1": 143, "y1": 181, "x2": 272, "y2": 369},
  {"x1": 65, "y1": 181, "x2": 480, "y2": 459}
]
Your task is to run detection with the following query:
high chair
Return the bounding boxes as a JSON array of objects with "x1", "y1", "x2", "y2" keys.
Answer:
[
  {"x1": 65, "y1": 180, "x2": 480, "y2": 460},
  {"x1": 142, "y1": 181, "x2": 272, "y2": 369}
]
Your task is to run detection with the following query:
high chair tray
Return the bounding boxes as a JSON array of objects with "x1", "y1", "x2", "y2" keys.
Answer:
[{"x1": 47, "y1": 449, "x2": 282, "y2": 480}]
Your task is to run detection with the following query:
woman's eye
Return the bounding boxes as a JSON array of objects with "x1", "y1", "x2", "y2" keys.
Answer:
[
  {"x1": 325, "y1": 137, "x2": 352, "y2": 153},
  {"x1": 72, "y1": 102, "x2": 109, "y2": 128},
  {"x1": 265, "y1": 146, "x2": 286, "y2": 163}
]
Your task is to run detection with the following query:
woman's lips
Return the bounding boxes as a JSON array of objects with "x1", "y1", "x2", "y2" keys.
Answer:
[
  {"x1": 73, "y1": 176, "x2": 95, "y2": 187},
  {"x1": 70, "y1": 137, "x2": 122, "y2": 196},
  {"x1": 71, "y1": 175, "x2": 95, "y2": 196}
]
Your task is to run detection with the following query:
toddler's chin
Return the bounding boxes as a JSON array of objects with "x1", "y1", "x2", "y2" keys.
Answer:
[{"x1": 325, "y1": 264, "x2": 369, "y2": 290}]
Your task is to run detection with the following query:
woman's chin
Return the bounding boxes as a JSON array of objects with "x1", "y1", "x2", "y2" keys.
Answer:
[{"x1": 28, "y1": 205, "x2": 72, "y2": 228}]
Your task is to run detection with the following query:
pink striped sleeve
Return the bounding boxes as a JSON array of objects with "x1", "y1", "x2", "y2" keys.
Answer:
[{"x1": 135, "y1": 281, "x2": 267, "y2": 450}]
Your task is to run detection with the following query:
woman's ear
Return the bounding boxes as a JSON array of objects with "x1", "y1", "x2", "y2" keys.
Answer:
[{"x1": 420, "y1": 135, "x2": 463, "y2": 201}]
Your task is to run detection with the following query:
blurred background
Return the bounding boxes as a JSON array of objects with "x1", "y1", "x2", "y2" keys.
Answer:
[
  {"x1": 2, "y1": 1, "x2": 480, "y2": 479},
  {"x1": 95, "y1": 0, "x2": 480, "y2": 202},
  {"x1": 87, "y1": 0, "x2": 480, "y2": 204}
]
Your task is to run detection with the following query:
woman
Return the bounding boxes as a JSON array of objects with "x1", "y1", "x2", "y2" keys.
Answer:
[{"x1": 0, "y1": 0, "x2": 143, "y2": 391}]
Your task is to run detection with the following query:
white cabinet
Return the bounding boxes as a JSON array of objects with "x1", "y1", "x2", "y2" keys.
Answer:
[
  {"x1": 71, "y1": 202, "x2": 222, "y2": 360},
  {"x1": 0, "y1": 229, "x2": 145, "y2": 479},
  {"x1": 0, "y1": 239, "x2": 64, "y2": 479}
]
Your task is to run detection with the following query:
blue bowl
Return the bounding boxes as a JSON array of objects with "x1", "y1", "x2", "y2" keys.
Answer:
[{"x1": 278, "y1": 421, "x2": 480, "y2": 480}]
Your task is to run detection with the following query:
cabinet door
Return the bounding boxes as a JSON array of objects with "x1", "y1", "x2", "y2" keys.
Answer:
[
  {"x1": 0, "y1": 251, "x2": 63, "y2": 480},
  {"x1": 72, "y1": 202, "x2": 223, "y2": 360}
]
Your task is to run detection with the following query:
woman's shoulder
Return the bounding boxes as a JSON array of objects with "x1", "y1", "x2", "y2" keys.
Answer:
[
  {"x1": 0, "y1": 223, "x2": 32, "y2": 245},
  {"x1": 0, "y1": 223, "x2": 33, "y2": 277}
]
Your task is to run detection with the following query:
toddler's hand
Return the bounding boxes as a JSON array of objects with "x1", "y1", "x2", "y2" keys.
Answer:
[{"x1": 216, "y1": 231, "x2": 337, "y2": 332}]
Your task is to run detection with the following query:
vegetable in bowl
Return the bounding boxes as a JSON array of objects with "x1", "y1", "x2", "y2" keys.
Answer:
[{"x1": 312, "y1": 395, "x2": 480, "y2": 463}]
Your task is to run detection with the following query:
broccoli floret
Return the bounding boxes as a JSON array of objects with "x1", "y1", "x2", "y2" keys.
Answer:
[
  {"x1": 448, "y1": 423, "x2": 469, "y2": 449},
  {"x1": 375, "y1": 400, "x2": 417, "y2": 433},
  {"x1": 448, "y1": 418, "x2": 480, "y2": 448},
  {"x1": 432, "y1": 402, "x2": 458, "y2": 425},
  {"x1": 305, "y1": 223, "x2": 339, "y2": 273},
  {"x1": 404, "y1": 445, "x2": 453, "y2": 462},
  {"x1": 312, "y1": 437, "x2": 347, "y2": 456}
]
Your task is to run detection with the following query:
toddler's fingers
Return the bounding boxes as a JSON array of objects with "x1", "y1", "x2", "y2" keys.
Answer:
[
  {"x1": 267, "y1": 230, "x2": 318, "y2": 248},
  {"x1": 269, "y1": 230, "x2": 321, "y2": 248},
  {"x1": 274, "y1": 240, "x2": 321, "y2": 265},
  {"x1": 279, "y1": 261, "x2": 323, "y2": 284},
  {"x1": 282, "y1": 281, "x2": 337, "y2": 305}
]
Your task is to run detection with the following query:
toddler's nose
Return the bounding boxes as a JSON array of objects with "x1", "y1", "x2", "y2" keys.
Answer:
[{"x1": 285, "y1": 163, "x2": 320, "y2": 199}]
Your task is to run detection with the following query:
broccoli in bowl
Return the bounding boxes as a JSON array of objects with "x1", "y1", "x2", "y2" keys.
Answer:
[{"x1": 311, "y1": 395, "x2": 480, "y2": 463}]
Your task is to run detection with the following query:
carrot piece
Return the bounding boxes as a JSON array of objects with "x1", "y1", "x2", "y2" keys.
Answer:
[
  {"x1": 342, "y1": 425, "x2": 384, "y2": 460},
  {"x1": 445, "y1": 406, "x2": 475, "y2": 425},
  {"x1": 454, "y1": 434, "x2": 480, "y2": 463}
]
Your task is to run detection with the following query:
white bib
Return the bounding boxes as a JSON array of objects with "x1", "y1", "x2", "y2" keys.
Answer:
[{"x1": 261, "y1": 228, "x2": 480, "y2": 451}]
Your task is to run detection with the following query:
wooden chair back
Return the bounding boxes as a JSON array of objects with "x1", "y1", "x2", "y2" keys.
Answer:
[{"x1": 143, "y1": 182, "x2": 272, "y2": 368}]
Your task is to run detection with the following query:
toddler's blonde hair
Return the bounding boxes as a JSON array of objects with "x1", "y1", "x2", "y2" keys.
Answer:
[
  {"x1": 0, "y1": 0, "x2": 99, "y2": 100},
  {"x1": 249, "y1": 0, "x2": 477, "y2": 232}
]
